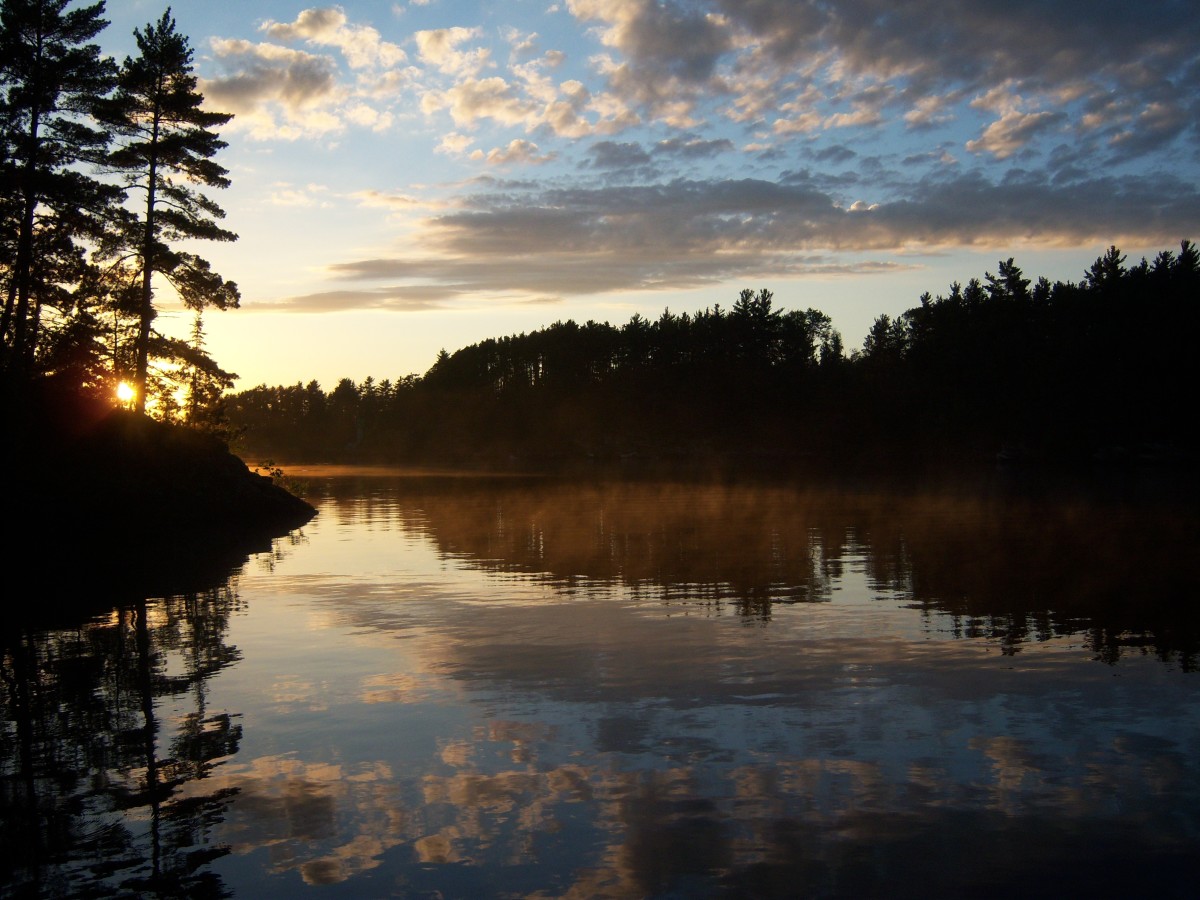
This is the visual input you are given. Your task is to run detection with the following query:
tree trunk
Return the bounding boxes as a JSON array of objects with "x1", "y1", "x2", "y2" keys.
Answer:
[{"x1": 133, "y1": 107, "x2": 161, "y2": 414}]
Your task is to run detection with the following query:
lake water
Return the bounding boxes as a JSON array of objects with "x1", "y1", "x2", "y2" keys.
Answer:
[{"x1": 3, "y1": 472, "x2": 1200, "y2": 898}]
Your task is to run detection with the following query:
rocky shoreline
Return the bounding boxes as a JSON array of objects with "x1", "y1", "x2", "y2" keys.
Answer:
[{"x1": 7, "y1": 389, "x2": 316, "y2": 621}]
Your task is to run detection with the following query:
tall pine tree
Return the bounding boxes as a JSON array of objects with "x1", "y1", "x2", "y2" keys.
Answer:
[
  {"x1": 101, "y1": 8, "x2": 238, "y2": 413},
  {"x1": 0, "y1": 0, "x2": 117, "y2": 377}
]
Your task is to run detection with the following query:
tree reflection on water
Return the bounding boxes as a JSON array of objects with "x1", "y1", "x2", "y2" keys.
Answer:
[
  {"x1": 1, "y1": 587, "x2": 244, "y2": 898},
  {"x1": 3, "y1": 475, "x2": 1199, "y2": 897},
  {"x1": 311, "y1": 475, "x2": 1200, "y2": 666}
]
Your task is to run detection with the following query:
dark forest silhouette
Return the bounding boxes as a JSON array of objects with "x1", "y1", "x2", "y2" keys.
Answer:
[
  {"x1": 2, "y1": 3, "x2": 312, "y2": 564},
  {"x1": 229, "y1": 242, "x2": 1199, "y2": 473},
  {"x1": 1, "y1": 2, "x2": 237, "y2": 422}
]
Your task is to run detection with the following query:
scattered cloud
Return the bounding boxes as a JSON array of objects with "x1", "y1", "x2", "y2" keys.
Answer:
[
  {"x1": 557, "y1": 0, "x2": 1200, "y2": 165},
  {"x1": 202, "y1": 2, "x2": 1200, "y2": 322},
  {"x1": 263, "y1": 7, "x2": 407, "y2": 68}
]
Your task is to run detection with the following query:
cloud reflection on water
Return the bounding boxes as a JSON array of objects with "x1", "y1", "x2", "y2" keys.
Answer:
[{"x1": 204, "y1": 477, "x2": 1200, "y2": 894}]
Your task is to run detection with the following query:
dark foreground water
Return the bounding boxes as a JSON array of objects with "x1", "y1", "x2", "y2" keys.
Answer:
[{"x1": 3, "y1": 473, "x2": 1199, "y2": 898}]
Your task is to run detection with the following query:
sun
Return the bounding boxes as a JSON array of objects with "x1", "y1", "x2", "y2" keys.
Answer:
[{"x1": 116, "y1": 381, "x2": 136, "y2": 405}]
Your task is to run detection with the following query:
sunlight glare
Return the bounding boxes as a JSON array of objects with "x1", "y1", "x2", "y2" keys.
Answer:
[{"x1": 116, "y1": 381, "x2": 136, "y2": 405}]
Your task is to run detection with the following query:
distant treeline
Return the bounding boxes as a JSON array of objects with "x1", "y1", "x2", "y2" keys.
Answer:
[{"x1": 227, "y1": 242, "x2": 1199, "y2": 472}]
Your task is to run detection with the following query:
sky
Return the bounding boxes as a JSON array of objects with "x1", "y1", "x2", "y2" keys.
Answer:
[{"x1": 97, "y1": 0, "x2": 1200, "y2": 389}]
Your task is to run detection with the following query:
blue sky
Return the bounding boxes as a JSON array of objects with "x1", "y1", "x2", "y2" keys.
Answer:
[{"x1": 100, "y1": 0, "x2": 1200, "y2": 388}]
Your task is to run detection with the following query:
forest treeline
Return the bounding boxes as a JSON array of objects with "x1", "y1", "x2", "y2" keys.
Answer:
[{"x1": 228, "y1": 241, "x2": 1199, "y2": 472}]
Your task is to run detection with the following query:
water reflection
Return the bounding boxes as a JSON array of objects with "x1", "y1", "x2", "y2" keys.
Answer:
[
  {"x1": 309, "y1": 476, "x2": 1200, "y2": 665},
  {"x1": 1, "y1": 587, "x2": 246, "y2": 897},
  {"x1": 3, "y1": 475, "x2": 1199, "y2": 897}
]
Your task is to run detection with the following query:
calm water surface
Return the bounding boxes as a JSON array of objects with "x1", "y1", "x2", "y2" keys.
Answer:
[{"x1": 3, "y1": 474, "x2": 1199, "y2": 898}]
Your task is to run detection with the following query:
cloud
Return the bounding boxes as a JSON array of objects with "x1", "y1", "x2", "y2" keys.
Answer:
[
  {"x1": 420, "y1": 72, "x2": 635, "y2": 139},
  {"x1": 299, "y1": 168, "x2": 1200, "y2": 309},
  {"x1": 422, "y1": 76, "x2": 532, "y2": 127},
  {"x1": 905, "y1": 94, "x2": 957, "y2": 129},
  {"x1": 653, "y1": 136, "x2": 734, "y2": 158},
  {"x1": 268, "y1": 182, "x2": 333, "y2": 207},
  {"x1": 1108, "y1": 100, "x2": 1191, "y2": 159},
  {"x1": 713, "y1": 0, "x2": 1200, "y2": 95},
  {"x1": 557, "y1": 0, "x2": 1199, "y2": 163},
  {"x1": 967, "y1": 109, "x2": 1066, "y2": 159},
  {"x1": 502, "y1": 26, "x2": 541, "y2": 62},
  {"x1": 569, "y1": 0, "x2": 731, "y2": 84},
  {"x1": 352, "y1": 189, "x2": 425, "y2": 209},
  {"x1": 203, "y1": 1, "x2": 1199, "y2": 320},
  {"x1": 809, "y1": 144, "x2": 857, "y2": 165},
  {"x1": 262, "y1": 7, "x2": 344, "y2": 42},
  {"x1": 207, "y1": 8, "x2": 419, "y2": 138},
  {"x1": 264, "y1": 287, "x2": 456, "y2": 312},
  {"x1": 414, "y1": 26, "x2": 490, "y2": 76},
  {"x1": 567, "y1": 0, "x2": 733, "y2": 121},
  {"x1": 263, "y1": 6, "x2": 407, "y2": 68},
  {"x1": 205, "y1": 39, "x2": 345, "y2": 138},
  {"x1": 587, "y1": 140, "x2": 653, "y2": 169},
  {"x1": 345, "y1": 103, "x2": 394, "y2": 130},
  {"x1": 436, "y1": 131, "x2": 475, "y2": 156},
  {"x1": 824, "y1": 101, "x2": 884, "y2": 130},
  {"x1": 482, "y1": 139, "x2": 556, "y2": 166}
]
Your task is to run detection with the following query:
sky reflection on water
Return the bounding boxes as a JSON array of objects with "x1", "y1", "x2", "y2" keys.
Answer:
[{"x1": 4, "y1": 477, "x2": 1199, "y2": 897}]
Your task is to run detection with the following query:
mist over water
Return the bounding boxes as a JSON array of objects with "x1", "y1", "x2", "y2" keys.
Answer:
[{"x1": 4, "y1": 474, "x2": 1199, "y2": 897}]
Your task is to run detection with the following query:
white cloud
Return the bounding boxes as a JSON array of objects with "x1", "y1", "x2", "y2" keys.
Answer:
[
  {"x1": 502, "y1": 27, "x2": 541, "y2": 62},
  {"x1": 423, "y1": 76, "x2": 530, "y2": 127},
  {"x1": 352, "y1": 189, "x2": 432, "y2": 210},
  {"x1": 345, "y1": 103, "x2": 394, "y2": 131},
  {"x1": 967, "y1": 109, "x2": 1063, "y2": 160},
  {"x1": 205, "y1": 39, "x2": 347, "y2": 139},
  {"x1": 206, "y1": 8, "x2": 419, "y2": 141},
  {"x1": 436, "y1": 132, "x2": 475, "y2": 156},
  {"x1": 904, "y1": 95, "x2": 955, "y2": 129},
  {"x1": 824, "y1": 103, "x2": 882, "y2": 130},
  {"x1": 484, "y1": 139, "x2": 556, "y2": 166},
  {"x1": 268, "y1": 182, "x2": 332, "y2": 207},
  {"x1": 419, "y1": 72, "x2": 633, "y2": 139},
  {"x1": 773, "y1": 110, "x2": 822, "y2": 136},
  {"x1": 414, "y1": 27, "x2": 490, "y2": 76},
  {"x1": 263, "y1": 7, "x2": 407, "y2": 69}
]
